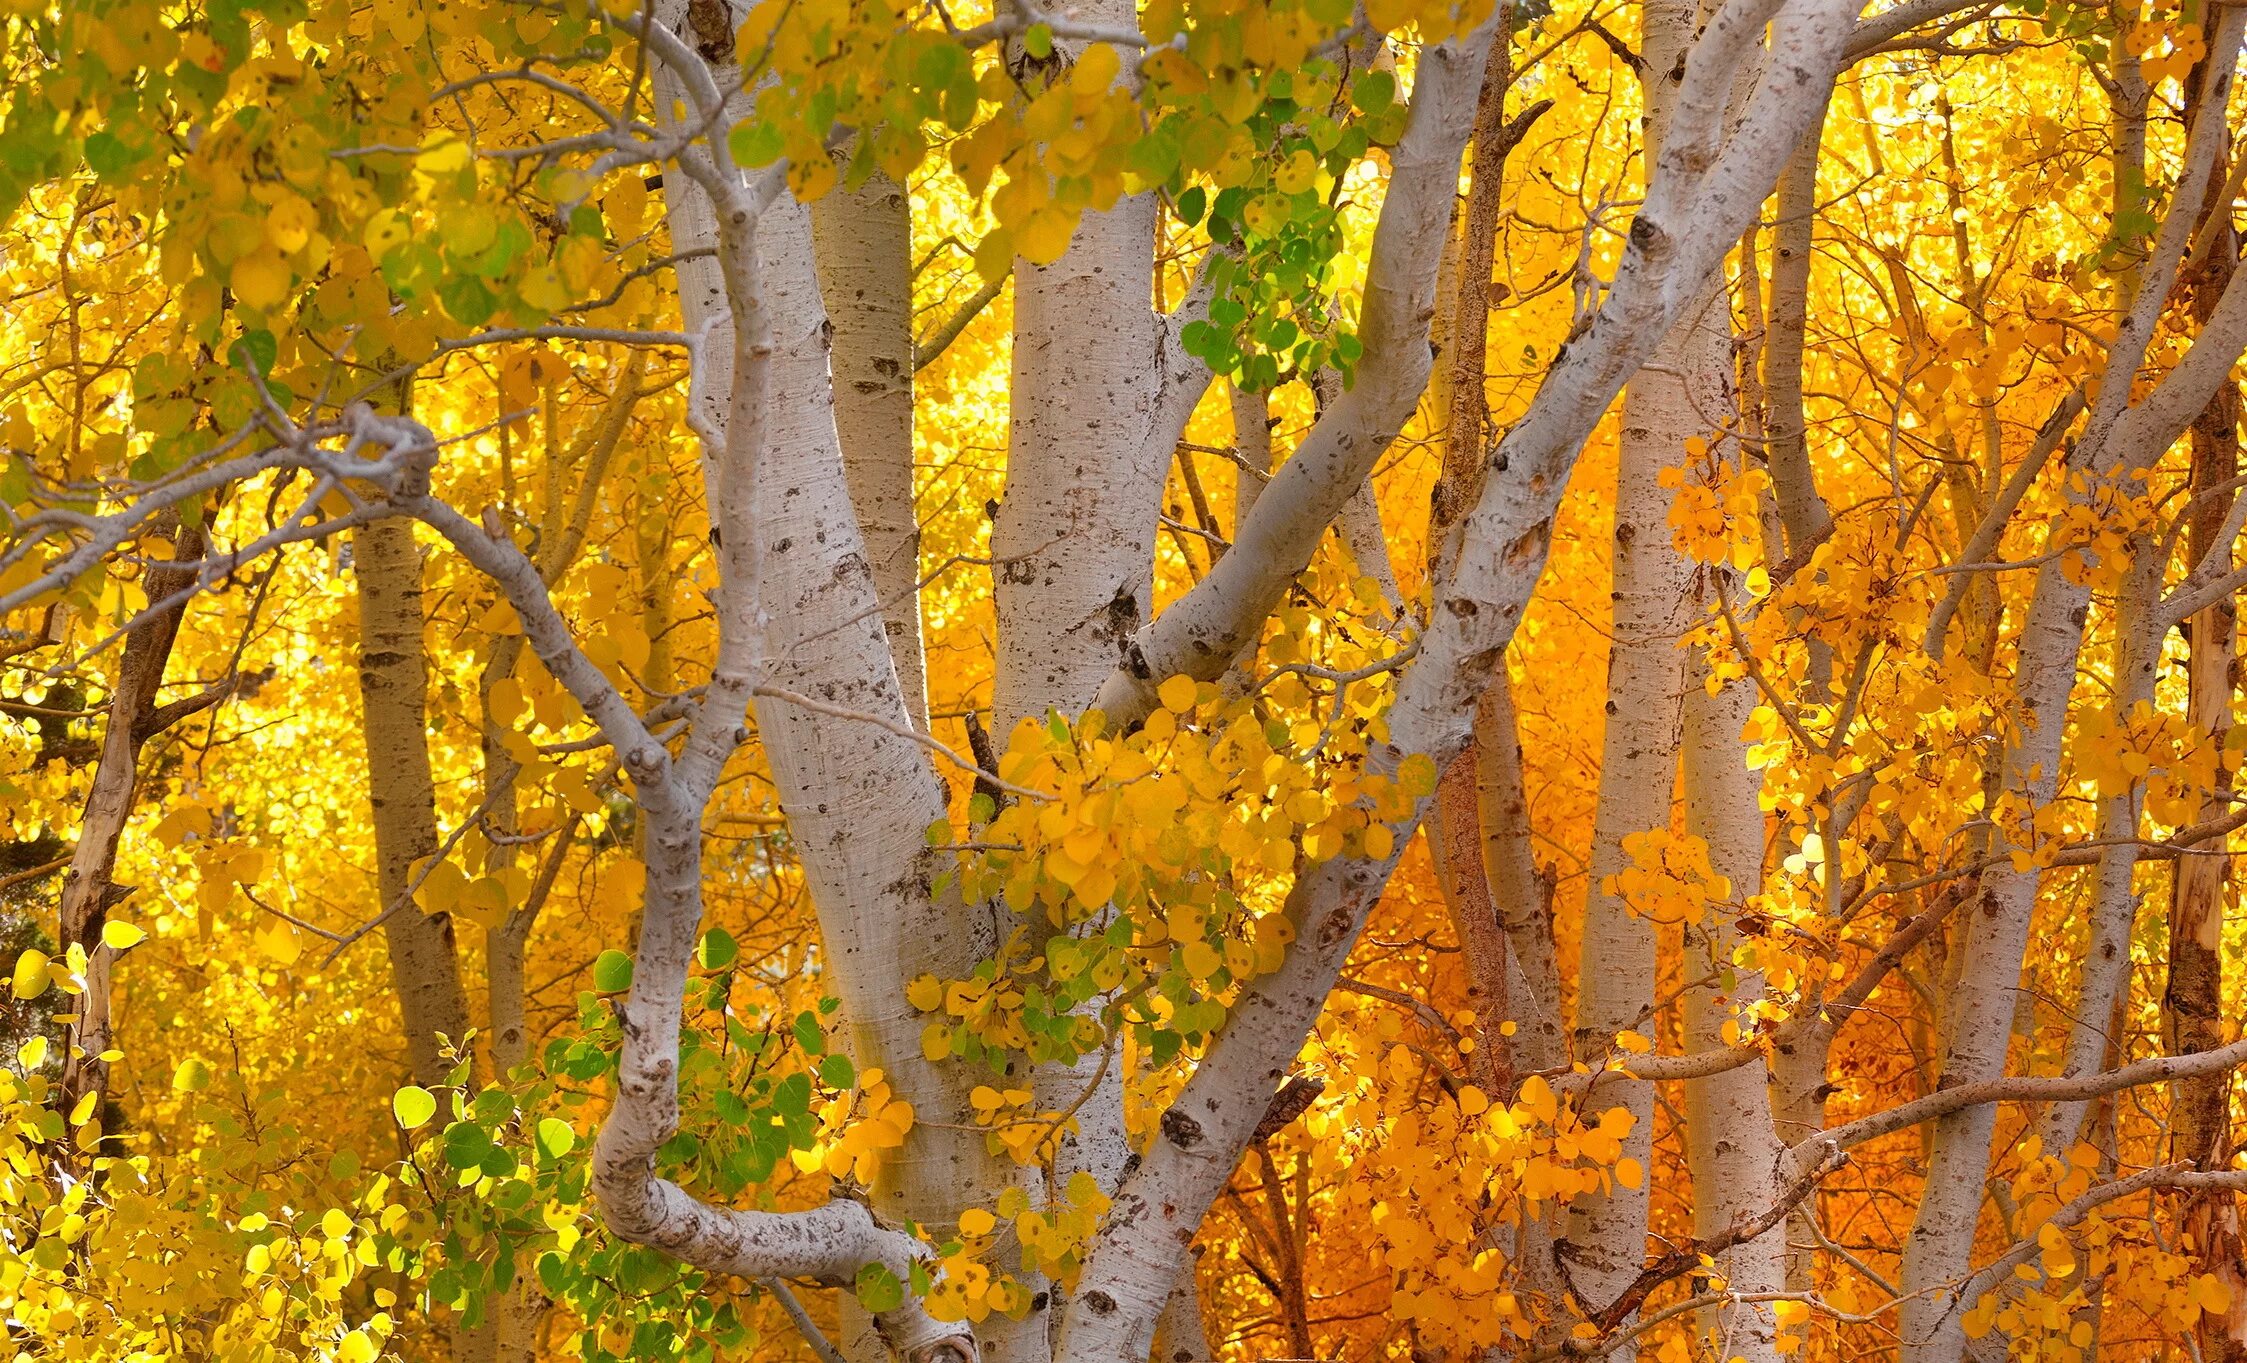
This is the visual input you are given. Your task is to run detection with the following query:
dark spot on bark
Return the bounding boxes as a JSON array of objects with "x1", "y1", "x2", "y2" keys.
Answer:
[
  {"x1": 1083, "y1": 1290, "x2": 1117, "y2": 1317},
  {"x1": 1505, "y1": 523, "x2": 1549, "y2": 567},
  {"x1": 1160, "y1": 1108, "x2": 1204, "y2": 1148},
  {"x1": 362, "y1": 650, "x2": 407, "y2": 668},
  {"x1": 1031, "y1": 1291, "x2": 1050, "y2": 1311},
  {"x1": 1444, "y1": 597, "x2": 1478, "y2": 618},
  {"x1": 775, "y1": 537, "x2": 792, "y2": 553}
]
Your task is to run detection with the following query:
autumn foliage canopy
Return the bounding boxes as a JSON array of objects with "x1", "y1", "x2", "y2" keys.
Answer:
[{"x1": 1, "y1": 2, "x2": 2245, "y2": 1363}]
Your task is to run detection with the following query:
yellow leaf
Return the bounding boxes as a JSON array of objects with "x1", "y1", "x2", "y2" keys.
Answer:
[
  {"x1": 100, "y1": 920, "x2": 145, "y2": 951},
  {"x1": 255, "y1": 919, "x2": 304, "y2": 966},
  {"x1": 1158, "y1": 674, "x2": 1198, "y2": 713},
  {"x1": 12, "y1": 949, "x2": 50, "y2": 1000},
  {"x1": 1071, "y1": 43, "x2": 1120, "y2": 97},
  {"x1": 1017, "y1": 206, "x2": 1077, "y2": 266},
  {"x1": 265, "y1": 194, "x2": 319, "y2": 254},
  {"x1": 907, "y1": 974, "x2": 945, "y2": 1011},
  {"x1": 230, "y1": 249, "x2": 293, "y2": 312},
  {"x1": 2193, "y1": 1273, "x2": 2231, "y2": 1315},
  {"x1": 416, "y1": 134, "x2": 472, "y2": 177},
  {"x1": 172, "y1": 1057, "x2": 212, "y2": 1092},
  {"x1": 960, "y1": 1208, "x2": 996, "y2": 1237}
]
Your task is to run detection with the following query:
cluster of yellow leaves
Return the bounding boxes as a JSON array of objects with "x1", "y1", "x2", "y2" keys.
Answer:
[
  {"x1": 0, "y1": 1049, "x2": 399, "y2": 1363},
  {"x1": 1661, "y1": 449, "x2": 1768, "y2": 582},
  {"x1": 1354, "y1": 1075, "x2": 1639, "y2": 1352},
  {"x1": 969, "y1": 670, "x2": 1426, "y2": 921},
  {"x1": 921, "y1": 1174, "x2": 1110, "y2": 1324},
  {"x1": 2073, "y1": 700, "x2": 2238, "y2": 825},
  {"x1": 1604, "y1": 828, "x2": 1731, "y2": 927},
  {"x1": 2053, "y1": 469, "x2": 2163, "y2": 591},
  {"x1": 1963, "y1": 1138, "x2": 2242, "y2": 1360},
  {"x1": 910, "y1": 664, "x2": 1427, "y2": 1080},
  {"x1": 792, "y1": 1067, "x2": 916, "y2": 1185}
]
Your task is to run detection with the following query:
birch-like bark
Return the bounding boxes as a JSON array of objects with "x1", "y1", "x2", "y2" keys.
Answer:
[
  {"x1": 1092, "y1": 8, "x2": 1505, "y2": 723},
  {"x1": 1060, "y1": 11, "x2": 1866, "y2": 1360},
  {"x1": 1476, "y1": 676, "x2": 1565, "y2": 1075},
  {"x1": 583, "y1": 13, "x2": 992, "y2": 1355},
  {"x1": 984, "y1": 24, "x2": 1169, "y2": 1360},
  {"x1": 354, "y1": 508, "x2": 486, "y2": 1363},
  {"x1": 1565, "y1": 7, "x2": 1736, "y2": 1331},
  {"x1": 990, "y1": 0, "x2": 1161, "y2": 740},
  {"x1": 1679, "y1": 662, "x2": 1785, "y2": 1363},
  {"x1": 2034, "y1": 547, "x2": 2159, "y2": 1156},
  {"x1": 750, "y1": 200, "x2": 1007, "y2": 1221},
  {"x1": 814, "y1": 171, "x2": 928, "y2": 731},
  {"x1": 2167, "y1": 85, "x2": 2246, "y2": 1353},
  {"x1": 1761, "y1": 122, "x2": 1827, "y2": 555},
  {"x1": 1151, "y1": 1263, "x2": 1215, "y2": 1363}
]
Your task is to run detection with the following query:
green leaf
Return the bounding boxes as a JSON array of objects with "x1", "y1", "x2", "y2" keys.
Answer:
[
  {"x1": 696, "y1": 927, "x2": 738, "y2": 971},
  {"x1": 1349, "y1": 70, "x2": 1395, "y2": 114},
  {"x1": 443, "y1": 1119, "x2": 494, "y2": 1169},
  {"x1": 854, "y1": 1262, "x2": 904, "y2": 1314},
  {"x1": 228, "y1": 330, "x2": 278, "y2": 376},
  {"x1": 592, "y1": 950, "x2": 635, "y2": 993},
  {"x1": 793, "y1": 1010, "x2": 826, "y2": 1055},
  {"x1": 818, "y1": 1053, "x2": 855, "y2": 1089},
  {"x1": 1175, "y1": 185, "x2": 1206, "y2": 228},
  {"x1": 729, "y1": 120, "x2": 786, "y2": 168},
  {"x1": 393, "y1": 1085, "x2": 439, "y2": 1129},
  {"x1": 1023, "y1": 22, "x2": 1053, "y2": 59},
  {"x1": 82, "y1": 131, "x2": 135, "y2": 178},
  {"x1": 535, "y1": 1117, "x2": 575, "y2": 1161}
]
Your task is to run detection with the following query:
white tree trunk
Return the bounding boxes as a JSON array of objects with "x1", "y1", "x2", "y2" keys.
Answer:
[
  {"x1": 1680, "y1": 661, "x2": 1786, "y2": 1363},
  {"x1": 814, "y1": 172, "x2": 929, "y2": 731},
  {"x1": 1564, "y1": 0, "x2": 1737, "y2": 1300}
]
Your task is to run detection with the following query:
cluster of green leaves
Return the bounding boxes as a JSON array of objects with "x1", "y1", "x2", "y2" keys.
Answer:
[{"x1": 378, "y1": 927, "x2": 911, "y2": 1363}]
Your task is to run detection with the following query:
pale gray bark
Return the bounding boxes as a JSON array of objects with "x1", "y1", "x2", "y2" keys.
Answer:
[
  {"x1": 1090, "y1": 10, "x2": 1507, "y2": 723},
  {"x1": 1565, "y1": 6, "x2": 1738, "y2": 1335},
  {"x1": 990, "y1": 11, "x2": 1161, "y2": 739},
  {"x1": 1679, "y1": 662, "x2": 1786, "y2": 1363},
  {"x1": 1060, "y1": 11, "x2": 1868, "y2": 1360},
  {"x1": 815, "y1": 171, "x2": 928, "y2": 731}
]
